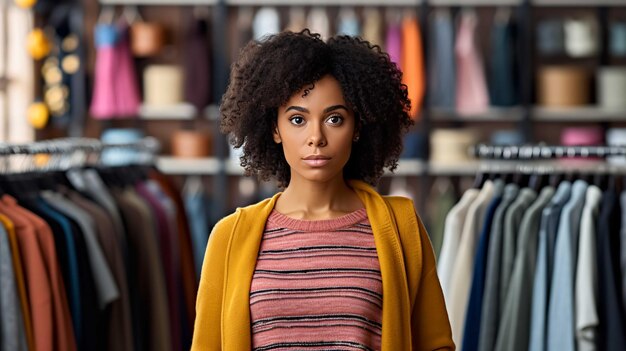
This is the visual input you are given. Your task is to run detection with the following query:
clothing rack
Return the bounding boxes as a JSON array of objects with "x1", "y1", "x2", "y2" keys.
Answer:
[
  {"x1": 472, "y1": 144, "x2": 626, "y2": 160},
  {"x1": 0, "y1": 137, "x2": 160, "y2": 155},
  {"x1": 466, "y1": 144, "x2": 626, "y2": 175},
  {"x1": 0, "y1": 137, "x2": 161, "y2": 172}
]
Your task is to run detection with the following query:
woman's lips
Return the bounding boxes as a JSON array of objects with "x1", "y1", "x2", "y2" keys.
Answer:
[{"x1": 302, "y1": 157, "x2": 331, "y2": 167}]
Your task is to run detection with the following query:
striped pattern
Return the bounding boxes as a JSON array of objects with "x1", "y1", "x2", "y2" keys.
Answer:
[{"x1": 250, "y1": 208, "x2": 382, "y2": 351}]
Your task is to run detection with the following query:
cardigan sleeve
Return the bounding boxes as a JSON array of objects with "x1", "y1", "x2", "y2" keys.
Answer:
[
  {"x1": 191, "y1": 214, "x2": 237, "y2": 351},
  {"x1": 412, "y1": 215, "x2": 456, "y2": 351}
]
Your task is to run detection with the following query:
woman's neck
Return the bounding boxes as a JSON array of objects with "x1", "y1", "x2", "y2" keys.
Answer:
[{"x1": 274, "y1": 176, "x2": 363, "y2": 220}]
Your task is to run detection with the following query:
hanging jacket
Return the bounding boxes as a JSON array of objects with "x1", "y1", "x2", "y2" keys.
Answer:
[{"x1": 191, "y1": 180, "x2": 455, "y2": 350}]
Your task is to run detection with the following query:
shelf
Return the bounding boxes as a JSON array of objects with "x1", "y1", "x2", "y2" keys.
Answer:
[
  {"x1": 385, "y1": 159, "x2": 427, "y2": 176},
  {"x1": 97, "y1": 0, "x2": 626, "y2": 7},
  {"x1": 100, "y1": 0, "x2": 218, "y2": 4},
  {"x1": 225, "y1": 159, "x2": 245, "y2": 175},
  {"x1": 532, "y1": 0, "x2": 626, "y2": 6},
  {"x1": 532, "y1": 106, "x2": 626, "y2": 122},
  {"x1": 156, "y1": 156, "x2": 221, "y2": 174},
  {"x1": 430, "y1": 107, "x2": 524, "y2": 122},
  {"x1": 429, "y1": 0, "x2": 521, "y2": 5},
  {"x1": 227, "y1": 0, "x2": 420, "y2": 5},
  {"x1": 139, "y1": 103, "x2": 197, "y2": 120},
  {"x1": 428, "y1": 161, "x2": 481, "y2": 175}
]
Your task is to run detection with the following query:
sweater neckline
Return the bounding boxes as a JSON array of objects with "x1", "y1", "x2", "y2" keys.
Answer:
[{"x1": 268, "y1": 207, "x2": 368, "y2": 231}]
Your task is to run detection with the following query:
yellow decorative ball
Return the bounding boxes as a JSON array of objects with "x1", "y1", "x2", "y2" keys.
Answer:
[
  {"x1": 27, "y1": 29, "x2": 51, "y2": 60},
  {"x1": 27, "y1": 102, "x2": 49, "y2": 129},
  {"x1": 14, "y1": 0, "x2": 37, "y2": 9}
]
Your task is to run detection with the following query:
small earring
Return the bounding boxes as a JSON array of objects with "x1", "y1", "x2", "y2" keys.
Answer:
[{"x1": 353, "y1": 135, "x2": 360, "y2": 142}]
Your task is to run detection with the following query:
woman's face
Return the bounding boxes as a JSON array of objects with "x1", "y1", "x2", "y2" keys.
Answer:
[{"x1": 274, "y1": 75, "x2": 357, "y2": 185}]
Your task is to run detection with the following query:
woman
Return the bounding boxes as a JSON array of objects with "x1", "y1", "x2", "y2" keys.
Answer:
[{"x1": 191, "y1": 29, "x2": 454, "y2": 351}]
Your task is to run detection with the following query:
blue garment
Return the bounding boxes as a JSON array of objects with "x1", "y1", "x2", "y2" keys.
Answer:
[
  {"x1": 428, "y1": 9, "x2": 456, "y2": 109},
  {"x1": 36, "y1": 199, "x2": 83, "y2": 345},
  {"x1": 547, "y1": 180, "x2": 588, "y2": 351},
  {"x1": 596, "y1": 188, "x2": 626, "y2": 350},
  {"x1": 462, "y1": 191, "x2": 504, "y2": 351},
  {"x1": 184, "y1": 191, "x2": 210, "y2": 279},
  {"x1": 490, "y1": 16, "x2": 519, "y2": 106},
  {"x1": 529, "y1": 181, "x2": 572, "y2": 351}
]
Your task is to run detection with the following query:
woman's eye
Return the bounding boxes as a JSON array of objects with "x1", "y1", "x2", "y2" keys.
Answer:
[
  {"x1": 326, "y1": 115, "x2": 343, "y2": 125},
  {"x1": 289, "y1": 116, "x2": 304, "y2": 125}
]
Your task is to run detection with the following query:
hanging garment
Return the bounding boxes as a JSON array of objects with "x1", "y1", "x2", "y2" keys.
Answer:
[
  {"x1": 448, "y1": 180, "x2": 497, "y2": 348},
  {"x1": 32, "y1": 199, "x2": 93, "y2": 351},
  {"x1": 25, "y1": 197, "x2": 84, "y2": 347},
  {"x1": 68, "y1": 190, "x2": 134, "y2": 351},
  {"x1": 499, "y1": 187, "x2": 537, "y2": 306},
  {"x1": 576, "y1": 185, "x2": 602, "y2": 351},
  {"x1": 439, "y1": 188, "x2": 480, "y2": 305},
  {"x1": 462, "y1": 182, "x2": 509, "y2": 351},
  {"x1": 306, "y1": 7, "x2": 330, "y2": 40},
  {"x1": 0, "y1": 222, "x2": 28, "y2": 351},
  {"x1": 455, "y1": 11, "x2": 489, "y2": 115},
  {"x1": 149, "y1": 170, "x2": 198, "y2": 329},
  {"x1": 183, "y1": 176, "x2": 210, "y2": 278},
  {"x1": 428, "y1": 8, "x2": 456, "y2": 109},
  {"x1": 90, "y1": 23, "x2": 118, "y2": 119},
  {"x1": 400, "y1": 11, "x2": 425, "y2": 119},
  {"x1": 136, "y1": 182, "x2": 182, "y2": 351},
  {"x1": 252, "y1": 7, "x2": 280, "y2": 42},
  {"x1": 493, "y1": 186, "x2": 555, "y2": 351},
  {"x1": 231, "y1": 7, "x2": 253, "y2": 64},
  {"x1": 425, "y1": 177, "x2": 457, "y2": 258},
  {"x1": 529, "y1": 181, "x2": 572, "y2": 351},
  {"x1": 622, "y1": 191, "x2": 626, "y2": 318},
  {"x1": 337, "y1": 7, "x2": 360, "y2": 37},
  {"x1": 113, "y1": 188, "x2": 171, "y2": 351},
  {"x1": 0, "y1": 195, "x2": 75, "y2": 351},
  {"x1": 385, "y1": 16, "x2": 402, "y2": 65},
  {"x1": 113, "y1": 22, "x2": 141, "y2": 117},
  {"x1": 0, "y1": 214, "x2": 34, "y2": 351},
  {"x1": 285, "y1": 7, "x2": 306, "y2": 32},
  {"x1": 489, "y1": 10, "x2": 518, "y2": 107},
  {"x1": 596, "y1": 187, "x2": 626, "y2": 350},
  {"x1": 40, "y1": 191, "x2": 120, "y2": 308},
  {"x1": 184, "y1": 16, "x2": 211, "y2": 112},
  {"x1": 547, "y1": 180, "x2": 588, "y2": 351},
  {"x1": 473, "y1": 184, "x2": 537, "y2": 350},
  {"x1": 150, "y1": 178, "x2": 194, "y2": 350},
  {"x1": 362, "y1": 7, "x2": 383, "y2": 46},
  {"x1": 73, "y1": 169, "x2": 128, "y2": 256}
]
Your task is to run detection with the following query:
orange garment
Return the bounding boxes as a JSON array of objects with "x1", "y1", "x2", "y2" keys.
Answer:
[
  {"x1": 400, "y1": 13, "x2": 425, "y2": 119},
  {"x1": 0, "y1": 214, "x2": 35, "y2": 351},
  {"x1": 0, "y1": 200, "x2": 53, "y2": 351},
  {"x1": 5, "y1": 196, "x2": 77, "y2": 351}
]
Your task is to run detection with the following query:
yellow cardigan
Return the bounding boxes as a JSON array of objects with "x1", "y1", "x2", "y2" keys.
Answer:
[{"x1": 191, "y1": 180, "x2": 455, "y2": 350}]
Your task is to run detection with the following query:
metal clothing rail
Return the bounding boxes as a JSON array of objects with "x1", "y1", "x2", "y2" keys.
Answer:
[
  {"x1": 472, "y1": 144, "x2": 626, "y2": 160},
  {"x1": 0, "y1": 137, "x2": 161, "y2": 156}
]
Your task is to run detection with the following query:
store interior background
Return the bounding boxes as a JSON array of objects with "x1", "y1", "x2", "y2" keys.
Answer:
[{"x1": 3, "y1": 0, "x2": 626, "y2": 250}]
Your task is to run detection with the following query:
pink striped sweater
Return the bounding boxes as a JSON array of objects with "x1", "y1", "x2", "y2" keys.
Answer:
[{"x1": 250, "y1": 208, "x2": 382, "y2": 351}]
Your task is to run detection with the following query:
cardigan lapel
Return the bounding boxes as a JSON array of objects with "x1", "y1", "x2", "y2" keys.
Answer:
[
  {"x1": 222, "y1": 193, "x2": 280, "y2": 350},
  {"x1": 349, "y1": 180, "x2": 412, "y2": 350}
]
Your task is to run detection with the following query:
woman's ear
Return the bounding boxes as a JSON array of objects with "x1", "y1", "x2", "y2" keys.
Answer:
[{"x1": 273, "y1": 125, "x2": 282, "y2": 144}]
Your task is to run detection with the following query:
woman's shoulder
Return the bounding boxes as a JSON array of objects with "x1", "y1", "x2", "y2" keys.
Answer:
[
  {"x1": 211, "y1": 196, "x2": 277, "y2": 234},
  {"x1": 382, "y1": 195, "x2": 417, "y2": 215}
]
